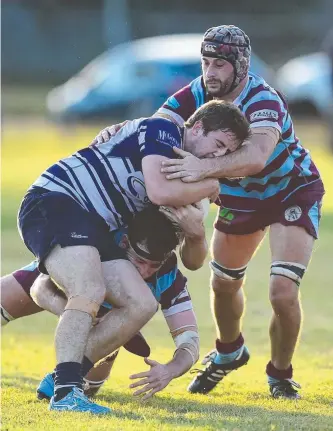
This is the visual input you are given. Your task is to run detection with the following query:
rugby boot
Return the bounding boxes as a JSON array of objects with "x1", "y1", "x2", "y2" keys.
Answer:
[
  {"x1": 269, "y1": 379, "x2": 301, "y2": 399},
  {"x1": 187, "y1": 345, "x2": 250, "y2": 394},
  {"x1": 49, "y1": 387, "x2": 111, "y2": 414},
  {"x1": 37, "y1": 372, "x2": 54, "y2": 400}
]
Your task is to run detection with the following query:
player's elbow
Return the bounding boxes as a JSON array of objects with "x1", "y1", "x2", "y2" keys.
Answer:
[{"x1": 183, "y1": 260, "x2": 204, "y2": 271}]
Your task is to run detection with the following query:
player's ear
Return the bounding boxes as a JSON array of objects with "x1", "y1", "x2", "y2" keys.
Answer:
[{"x1": 191, "y1": 120, "x2": 204, "y2": 136}]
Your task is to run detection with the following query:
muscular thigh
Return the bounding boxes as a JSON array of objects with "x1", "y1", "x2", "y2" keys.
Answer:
[
  {"x1": 211, "y1": 228, "x2": 266, "y2": 268},
  {"x1": 102, "y1": 260, "x2": 157, "y2": 309},
  {"x1": 269, "y1": 224, "x2": 314, "y2": 266},
  {"x1": 45, "y1": 245, "x2": 105, "y2": 301}
]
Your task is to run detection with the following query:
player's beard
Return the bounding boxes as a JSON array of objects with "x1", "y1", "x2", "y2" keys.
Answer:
[{"x1": 205, "y1": 77, "x2": 233, "y2": 98}]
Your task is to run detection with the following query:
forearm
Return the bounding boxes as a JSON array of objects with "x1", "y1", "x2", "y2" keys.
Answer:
[
  {"x1": 180, "y1": 234, "x2": 208, "y2": 271},
  {"x1": 149, "y1": 178, "x2": 218, "y2": 207},
  {"x1": 201, "y1": 128, "x2": 279, "y2": 179},
  {"x1": 165, "y1": 348, "x2": 194, "y2": 379},
  {"x1": 202, "y1": 142, "x2": 265, "y2": 178}
]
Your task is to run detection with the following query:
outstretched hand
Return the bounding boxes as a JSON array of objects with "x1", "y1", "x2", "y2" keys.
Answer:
[
  {"x1": 129, "y1": 357, "x2": 173, "y2": 401},
  {"x1": 160, "y1": 147, "x2": 207, "y2": 182}
]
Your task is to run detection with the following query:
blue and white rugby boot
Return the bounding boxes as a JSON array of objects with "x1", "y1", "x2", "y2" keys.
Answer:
[
  {"x1": 187, "y1": 346, "x2": 250, "y2": 394},
  {"x1": 37, "y1": 373, "x2": 54, "y2": 400},
  {"x1": 49, "y1": 387, "x2": 111, "y2": 414}
]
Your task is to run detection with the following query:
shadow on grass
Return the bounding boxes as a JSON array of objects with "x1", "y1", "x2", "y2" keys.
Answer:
[
  {"x1": 97, "y1": 389, "x2": 333, "y2": 429},
  {"x1": 2, "y1": 376, "x2": 332, "y2": 429},
  {"x1": 2, "y1": 373, "x2": 42, "y2": 388}
]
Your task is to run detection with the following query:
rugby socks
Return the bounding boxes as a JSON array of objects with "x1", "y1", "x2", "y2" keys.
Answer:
[
  {"x1": 266, "y1": 361, "x2": 293, "y2": 384},
  {"x1": 54, "y1": 362, "x2": 83, "y2": 401},
  {"x1": 214, "y1": 333, "x2": 245, "y2": 364},
  {"x1": 81, "y1": 356, "x2": 94, "y2": 377}
]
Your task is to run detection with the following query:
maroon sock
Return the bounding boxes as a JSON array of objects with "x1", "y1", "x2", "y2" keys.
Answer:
[
  {"x1": 216, "y1": 333, "x2": 244, "y2": 354},
  {"x1": 266, "y1": 361, "x2": 293, "y2": 380}
]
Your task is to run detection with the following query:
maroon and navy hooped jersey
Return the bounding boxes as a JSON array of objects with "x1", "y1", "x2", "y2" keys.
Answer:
[{"x1": 157, "y1": 72, "x2": 322, "y2": 211}]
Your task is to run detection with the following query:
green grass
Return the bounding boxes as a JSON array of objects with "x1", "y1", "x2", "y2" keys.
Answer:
[{"x1": 1, "y1": 120, "x2": 333, "y2": 430}]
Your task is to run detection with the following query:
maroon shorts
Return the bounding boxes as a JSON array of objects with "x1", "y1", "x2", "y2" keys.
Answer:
[{"x1": 215, "y1": 180, "x2": 325, "y2": 239}]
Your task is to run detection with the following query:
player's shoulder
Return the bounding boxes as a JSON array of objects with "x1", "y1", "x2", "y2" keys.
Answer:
[
  {"x1": 245, "y1": 72, "x2": 285, "y2": 103},
  {"x1": 140, "y1": 117, "x2": 183, "y2": 145},
  {"x1": 164, "y1": 76, "x2": 204, "y2": 108}
]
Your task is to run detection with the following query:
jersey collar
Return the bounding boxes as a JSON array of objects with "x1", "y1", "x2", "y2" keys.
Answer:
[{"x1": 232, "y1": 76, "x2": 251, "y2": 105}]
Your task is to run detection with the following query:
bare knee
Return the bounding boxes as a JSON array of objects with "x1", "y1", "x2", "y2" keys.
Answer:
[
  {"x1": 270, "y1": 276, "x2": 300, "y2": 315},
  {"x1": 129, "y1": 292, "x2": 158, "y2": 321},
  {"x1": 30, "y1": 275, "x2": 48, "y2": 308},
  {"x1": 211, "y1": 275, "x2": 242, "y2": 295}
]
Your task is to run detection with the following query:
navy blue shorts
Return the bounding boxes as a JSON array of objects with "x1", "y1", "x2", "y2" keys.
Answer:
[{"x1": 18, "y1": 188, "x2": 126, "y2": 273}]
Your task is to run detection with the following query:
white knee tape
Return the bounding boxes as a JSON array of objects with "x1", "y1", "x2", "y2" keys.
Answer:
[
  {"x1": 210, "y1": 260, "x2": 247, "y2": 281},
  {"x1": 270, "y1": 261, "x2": 306, "y2": 286}
]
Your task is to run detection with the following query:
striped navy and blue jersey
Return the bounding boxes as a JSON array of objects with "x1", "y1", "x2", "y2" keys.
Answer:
[
  {"x1": 30, "y1": 118, "x2": 183, "y2": 230},
  {"x1": 157, "y1": 72, "x2": 321, "y2": 210}
]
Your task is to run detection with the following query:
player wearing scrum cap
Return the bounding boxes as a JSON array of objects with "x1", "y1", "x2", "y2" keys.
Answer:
[
  {"x1": 15, "y1": 101, "x2": 249, "y2": 414},
  {"x1": 94, "y1": 25, "x2": 324, "y2": 399},
  {"x1": 30, "y1": 203, "x2": 208, "y2": 402}
]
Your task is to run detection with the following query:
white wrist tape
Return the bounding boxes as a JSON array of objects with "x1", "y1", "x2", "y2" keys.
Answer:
[{"x1": 173, "y1": 330, "x2": 200, "y2": 365}]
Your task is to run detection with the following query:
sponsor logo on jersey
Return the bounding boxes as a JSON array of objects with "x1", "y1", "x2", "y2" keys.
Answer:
[
  {"x1": 70, "y1": 232, "x2": 89, "y2": 239},
  {"x1": 250, "y1": 109, "x2": 279, "y2": 121},
  {"x1": 127, "y1": 176, "x2": 150, "y2": 203},
  {"x1": 284, "y1": 205, "x2": 302, "y2": 222},
  {"x1": 157, "y1": 130, "x2": 179, "y2": 147},
  {"x1": 219, "y1": 207, "x2": 235, "y2": 224}
]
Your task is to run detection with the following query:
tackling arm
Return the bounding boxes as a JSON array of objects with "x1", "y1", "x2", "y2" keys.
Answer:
[
  {"x1": 143, "y1": 155, "x2": 219, "y2": 206},
  {"x1": 159, "y1": 202, "x2": 208, "y2": 270},
  {"x1": 201, "y1": 127, "x2": 280, "y2": 178},
  {"x1": 161, "y1": 127, "x2": 280, "y2": 181}
]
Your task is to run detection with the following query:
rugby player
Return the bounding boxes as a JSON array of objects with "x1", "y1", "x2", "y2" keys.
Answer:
[
  {"x1": 16, "y1": 101, "x2": 250, "y2": 413},
  {"x1": 93, "y1": 25, "x2": 325, "y2": 399},
  {"x1": 31, "y1": 202, "x2": 208, "y2": 401}
]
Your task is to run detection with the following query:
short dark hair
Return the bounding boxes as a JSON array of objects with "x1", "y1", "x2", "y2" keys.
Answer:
[
  {"x1": 184, "y1": 100, "x2": 250, "y2": 145},
  {"x1": 127, "y1": 205, "x2": 180, "y2": 261}
]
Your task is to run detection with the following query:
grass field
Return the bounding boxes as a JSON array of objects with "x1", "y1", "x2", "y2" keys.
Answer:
[{"x1": 1, "y1": 119, "x2": 333, "y2": 430}]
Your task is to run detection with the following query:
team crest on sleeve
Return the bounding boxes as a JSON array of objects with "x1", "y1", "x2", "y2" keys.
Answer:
[
  {"x1": 250, "y1": 109, "x2": 278, "y2": 121},
  {"x1": 284, "y1": 205, "x2": 302, "y2": 222}
]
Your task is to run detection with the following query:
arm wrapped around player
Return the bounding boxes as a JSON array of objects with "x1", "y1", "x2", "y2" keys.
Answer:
[{"x1": 159, "y1": 199, "x2": 209, "y2": 270}]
